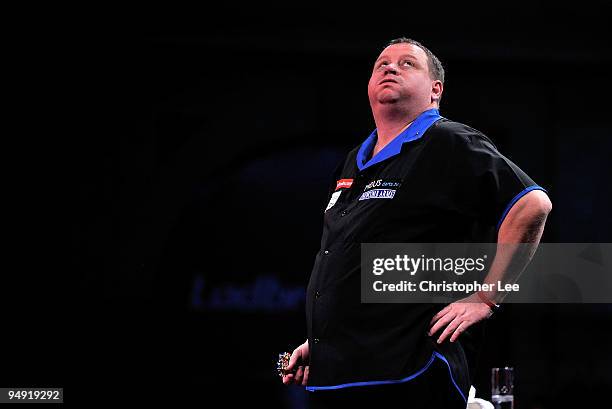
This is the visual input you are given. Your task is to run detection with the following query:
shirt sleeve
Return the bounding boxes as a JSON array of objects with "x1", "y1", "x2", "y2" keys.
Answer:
[{"x1": 450, "y1": 129, "x2": 548, "y2": 230}]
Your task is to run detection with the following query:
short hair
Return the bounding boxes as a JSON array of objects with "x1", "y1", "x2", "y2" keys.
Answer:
[{"x1": 386, "y1": 38, "x2": 445, "y2": 84}]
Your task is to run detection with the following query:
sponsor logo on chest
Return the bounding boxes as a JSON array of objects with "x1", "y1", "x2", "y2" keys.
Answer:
[
  {"x1": 335, "y1": 178, "x2": 354, "y2": 191},
  {"x1": 326, "y1": 178, "x2": 354, "y2": 212},
  {"x1": 359, "y1": 179, "x2": 402, "y2": 201}
]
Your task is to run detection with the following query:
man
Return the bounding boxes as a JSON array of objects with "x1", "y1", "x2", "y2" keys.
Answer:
[{"x1": 281, "y1": 38, "x2": 552, "y2": 408}]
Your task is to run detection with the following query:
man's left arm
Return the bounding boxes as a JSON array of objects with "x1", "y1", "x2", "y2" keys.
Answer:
[{"x1": 429, "y1": 190, "x2": 552, "y2": 343}]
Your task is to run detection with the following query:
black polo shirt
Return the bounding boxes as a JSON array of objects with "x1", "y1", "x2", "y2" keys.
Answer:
[{"x1": 304, "y1": 108, "x2": 546, "y2": 401}]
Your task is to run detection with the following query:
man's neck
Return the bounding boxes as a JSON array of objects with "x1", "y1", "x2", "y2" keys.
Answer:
[{"x1": 370, "y1": 104, "x2": 436, "y2": 158}]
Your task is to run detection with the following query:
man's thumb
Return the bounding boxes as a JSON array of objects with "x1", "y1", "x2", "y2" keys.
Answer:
[{"x1": 286, "y1": 347, "x2": 302, "y2": 370}]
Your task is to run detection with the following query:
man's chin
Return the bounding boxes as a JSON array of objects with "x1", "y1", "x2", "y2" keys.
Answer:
[
  {"x1": 375, "y1": 89, "x2": 403, "y2": 104},
  {"x1": 378, "y1": 95, "x2": 400, "y2": 104}
]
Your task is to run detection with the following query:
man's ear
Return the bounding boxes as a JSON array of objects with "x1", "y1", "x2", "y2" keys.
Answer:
[{"x1": 431, "y1": 80, "x2": 443, "y2": 103}]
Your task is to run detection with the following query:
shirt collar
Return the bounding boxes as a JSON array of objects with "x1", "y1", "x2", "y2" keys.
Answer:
[{"x1": 356, "y1": 108, "x2": 443, "y2": 171}]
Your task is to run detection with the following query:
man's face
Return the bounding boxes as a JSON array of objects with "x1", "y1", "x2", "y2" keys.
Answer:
[{"x1": 368, "y1": 43, "x2": 438, "y2": 109}]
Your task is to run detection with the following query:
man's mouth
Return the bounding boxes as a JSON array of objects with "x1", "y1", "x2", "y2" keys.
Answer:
[{"x1": 379, "y1": 78, "x2": 398, "y2": 85}]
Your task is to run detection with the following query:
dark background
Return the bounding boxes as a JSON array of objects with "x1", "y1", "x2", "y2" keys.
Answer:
[{"x1": 49, "y1": 4, "x2": 612, "y2": 407}]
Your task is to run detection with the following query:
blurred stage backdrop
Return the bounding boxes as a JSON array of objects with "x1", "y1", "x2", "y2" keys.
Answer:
[{"x1": 74, "y1": 6, "x2": 612, "y2": 407}]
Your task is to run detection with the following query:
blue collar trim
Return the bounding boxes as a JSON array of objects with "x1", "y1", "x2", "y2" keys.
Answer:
[{"x1": 356, "y1": 108, "x2": 442, "y2": 171}]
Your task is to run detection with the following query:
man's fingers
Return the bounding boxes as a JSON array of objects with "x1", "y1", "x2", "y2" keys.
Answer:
[
  {"x1": 436, "y1": 317, "x2": 461, "y2": 344},
  {"x1": 282, "y1": 366, "x2": 310, "y2": 386},
  {"x1": 302, "y1": 366, "x2": 309, "y2": 386},
  {"x1": 281, "y1": 344, "x2": 308, "y2": 386},
  {"x1": 450, "y1": 321, "x2": 469, "y2": 343},
  {"x1": 294, "y1": 366, "x2": 304, "y2": 384},
  {"x1": 429, "y1": 311, "x2": 456, "y2": 336},
  {"x1": 430, "y1": 305, "x2": 451, "y2": 325}
]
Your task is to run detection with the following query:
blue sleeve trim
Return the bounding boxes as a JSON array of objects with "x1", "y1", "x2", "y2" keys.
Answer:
[
  {"x1": 496, "y1": 185, "x2": 548, "y2": 231},
  {"x1": 305, "y1": 351, "x2": 468, "y2": 403}
]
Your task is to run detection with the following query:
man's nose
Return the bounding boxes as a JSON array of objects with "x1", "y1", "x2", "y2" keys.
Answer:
[{"x1": 383, "y1": 64, "x2": 399, "y2": 75}]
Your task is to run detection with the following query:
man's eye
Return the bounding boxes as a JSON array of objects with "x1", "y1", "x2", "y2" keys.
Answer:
[{"x1": 402, "y1": 61, "x2": 413, "y2": 66}]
